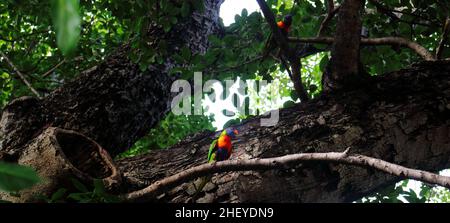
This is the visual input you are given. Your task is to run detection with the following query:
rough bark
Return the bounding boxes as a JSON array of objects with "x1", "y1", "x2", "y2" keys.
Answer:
[
  {"x1": 0, "y1": 0, "x2": 224, "y2": 158},
  {"x1": 117, "y1": 60, "x2": 450, "y2": 203},
  {"x1": 324, "y1": 0, "x2": 365, "y2": 92},
  {"x1": 0, "y1": 127, "x2": 120, "y2": 202}
]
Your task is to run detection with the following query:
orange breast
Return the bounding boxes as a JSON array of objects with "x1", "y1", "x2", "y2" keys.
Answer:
[
  {"x1": 277, "y1": 21, "x2": 285, "y2": 29},
  {"x1": 217, "y1": 135, "x2": 232, "y2": 151},
  {"x1": 277, "y1": 21, "x2": 290, "y2": 33}
]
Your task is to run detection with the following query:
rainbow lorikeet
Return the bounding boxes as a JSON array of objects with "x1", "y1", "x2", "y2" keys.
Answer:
[
  {"x1": 207, "y1": 127, "x2": 239, "y2": 163},
  {"x1": 261, "y1": 14, "x2": 293, "y2": 60},
  {"x1": 193, "y1": 128, "x2": 239, "y2": 198}
]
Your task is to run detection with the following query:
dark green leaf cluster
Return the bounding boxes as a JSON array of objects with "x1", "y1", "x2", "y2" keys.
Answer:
[
  {"x1": 34, "y1": 178, "x2": 120, "y2": 203},
  {"x1": 0, "y1": 161, "x2": 40, "y2": 193},
  {"x1": 116, "y1": 112, "x2": 215, "y2": 159}
]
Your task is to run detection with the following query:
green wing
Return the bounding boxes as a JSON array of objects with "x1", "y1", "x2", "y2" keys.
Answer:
[{"x1": 207, "y1": 139, "x2": 218, "y2": 163}]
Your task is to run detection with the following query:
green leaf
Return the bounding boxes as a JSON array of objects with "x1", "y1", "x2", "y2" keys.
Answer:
[
  {"x1": 290, "y1": 90, "x2": 299, "y2": 101},
  {"x1": 181, "y1": 1, "x2": 191, "y2": 17},
  {"x1": 67, "y1": 192, "x2": 91, "y2": 201},
  {"x1": 223, "y1": 118, "x2": 241, "y2": 129},
  {"x1": 70, "y1": 178, "x2": 89, "y2": 193},
  {"x1": 0, "y1": 162, "x2": 41, "y2": 192},
  {"x1": 51, "y1": 0, "x2": 81, "y2": 56},
  {"x1": 93, "y1": 179, "x2": 105, "y2": 195},
  {"x1": 319, "y1": 54, "x2": 329, "y2": 72},
  {"x1": 181, "y1": 46, "x2": 191, "y2": 61},
  {"x1": 50, "y1": 188, "x2": 67, "y2": 202},
  {"x1": 192, "y1": 0, "x2": 205, "y2": 12},
  {"x1": 283, "y1": 100, "x2": 296, "y2": 108},
  {"x1": 241, "y1": 8, "x2": 248, "y2": 17}
]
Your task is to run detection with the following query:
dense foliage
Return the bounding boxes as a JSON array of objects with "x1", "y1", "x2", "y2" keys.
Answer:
[{"x1": 1, "y1": 0, "x2": 449, "y2": 202}]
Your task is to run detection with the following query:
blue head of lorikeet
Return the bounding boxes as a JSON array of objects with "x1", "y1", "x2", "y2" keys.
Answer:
[
  {"x1": 225, "y1": 127, "x2": 239, "y2": 138},
  {"x1": 283, "y1": 14, "x2": 293, "y2": 27}
]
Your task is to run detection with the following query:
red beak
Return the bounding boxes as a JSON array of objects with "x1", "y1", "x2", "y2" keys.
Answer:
[{"x1": 234, "y1": 129, "x2": 239, "y2": 135}]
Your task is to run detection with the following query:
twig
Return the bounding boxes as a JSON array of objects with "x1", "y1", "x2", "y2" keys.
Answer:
[
  {"x1": 0, "y1": 51, "x2": 42, "y2": 99},
  {"x1": 288, "y1": 36, "x2": 435, "y2": 61},
  {"x1": 317, "y1": 5, "x2": 341, "y2": 36},
  {"x1": 121, "y1": 148, "x2": 450, "y2": 202},
  {"x1": 256, "y1": 0, "x2": 309, "y2": 102},
  {"x1": 436, "y1": 18, "x2": 450, "y2": 59},
  {"x1": 211, "y1": 55, "x2": 264, "y2": 74},
  {"x1": 368, "y1": 0, "x2": 440, "y2": 28},
  {"x1": 41, "y1": 59, "x2": 66, "y2": 78}
]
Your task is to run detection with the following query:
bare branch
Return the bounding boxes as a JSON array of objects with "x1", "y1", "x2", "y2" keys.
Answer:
[
  {"x1": 368, "y1": 0, "x2": 441, "y2": 28},
  {"x1": 436, "y1": 18, "x2": 450, "y2": 59},
  {"x1": 210, "y1": 55, "x2": 264, "y2": 74},
  {"x1": 0, "y1": 51, "x2": 42, "y2": 99},
  {"x1": 41, "y1": 59, "x2": 66, "y2": 78},
  {"x1": 317, "y1": 5, "x2": 341, "y2": 37},
  {"x1": 256, "y1": 0, "x2": 309, "y2": 102},
  {"x1": 122, "y1": 149, "x2": 450, "y2": 202},
  {"x1": 288, "y1": 36, "x2": 435, "y2": 61}
]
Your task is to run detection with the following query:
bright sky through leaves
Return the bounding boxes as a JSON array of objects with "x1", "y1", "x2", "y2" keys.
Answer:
[
  {"x1": 220, "y1": 0, "x2": 260, "y2": 26},
  {"x1": 203, "y1": 0, "x2": 261, "y2": 129}
]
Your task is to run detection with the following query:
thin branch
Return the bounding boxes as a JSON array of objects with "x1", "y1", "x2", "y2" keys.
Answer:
[
  {"x1": 121, "y1": 149, "x2": 450, "y2": 202},
  {"x1": 41, "y1": 56, "x2": 82, "y2": 78},
  {"x1": 210, "y1": 55, "x2": 263, "y2": 74},
  {"x1": 368, "y1": 0, "x2": 441, "y2": 28},
  {"x1": 317, "y1": 5, "x2": 341, "y2": 37},
  {"x1": 436, "y1": 18, "x2": 450, "y2": 59},
  {"x1": 288, "y1": 36, "x2": 435, "y2": 61},
  {"x1": 0, "y1": 51, "x2": 42, "y2": 99},
  {"x1": 41, "y1": 59, "x2": 66, "y2": 78},
  {"x1": 256, "y1": 0, "x2": 309, "y2": 102}
]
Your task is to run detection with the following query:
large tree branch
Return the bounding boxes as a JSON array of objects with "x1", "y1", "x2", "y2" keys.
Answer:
[
  {"x1": 436, "y1": 18, "x2": 450, "y2": 60},
  {"x1": 0, "y1": 0, "x2": 225, "y2": 158},
  {"x1": 288, "y1": 36, "x2": 435, "y2": 61},
  {"x1": 256, "y1": 0, "x2": 309, "y2": 102},
  {"x1": 116, "y1": 60, "x2": 450, "y2": 203},
  {"x1": 0, "y1": 51, "x2": 42, "y2": 99},
  {"x1": 122, "y1": 148, "x2": 450, "y2": 202}
]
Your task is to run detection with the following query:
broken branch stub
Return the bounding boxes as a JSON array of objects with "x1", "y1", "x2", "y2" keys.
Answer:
[{"x1": 0, "y1": 127, "x2": 120, "y2": 202}]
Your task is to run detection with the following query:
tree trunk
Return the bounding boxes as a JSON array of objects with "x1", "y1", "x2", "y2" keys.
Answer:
[
  {"x1": 323, "y1": 0, "x2": 366, "y2": 92},
  {"x1": 117, "y1": 60, "x2": 450, "y2": 202}
]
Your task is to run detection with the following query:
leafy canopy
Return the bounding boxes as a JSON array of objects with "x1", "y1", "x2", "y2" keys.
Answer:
[{"x1": 0, "y1": 0, "x2": 449, "y2": 202}]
